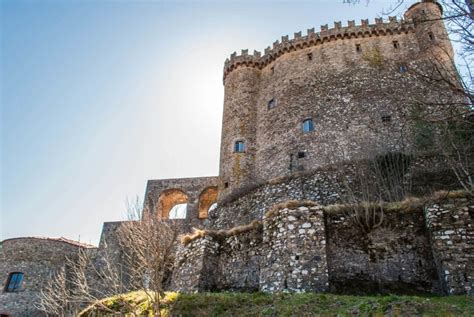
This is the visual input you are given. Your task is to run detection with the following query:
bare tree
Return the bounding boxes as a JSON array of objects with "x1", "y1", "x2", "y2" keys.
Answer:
[
  {"x1": 343, "y1": 0, "x2": 474, "y2": 193},
  {"x1": 35, "y1": 267, "x2": 76, "y2": 316},
  {"x1": 339, "y1": 151, "x2": 413, "y2": 232},
  {"x1": 115, "y1": 197, "x2": 179, "y2": 316},
  {"x1": 36, "y1": 197, "x2": 179, "y2": 316},
  {"x1": 36, "y1": 245, "x2": 135, "y2": 316}
]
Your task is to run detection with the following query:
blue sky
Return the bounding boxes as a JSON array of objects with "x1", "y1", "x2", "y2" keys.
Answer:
[{"x1": 1, "y1": 0, "x2": 419, "y2": 245}]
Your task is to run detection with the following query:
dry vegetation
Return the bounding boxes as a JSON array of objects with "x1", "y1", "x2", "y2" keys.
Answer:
[
  {"x1": 36, "y1": 198, "x2": 179, "y2": 317},
  {"x1": 323, "y1": 189, "x2": 472, "y2": 215},
  {"x1": 180, "y1": 220, "x2": 262, "y2": 246},
  {"x1": 264, "y1": 200, "x2": 320, "y2": 218},
  {"x1": 180, "y1": 189, "x2": 471, "y2": 246}
]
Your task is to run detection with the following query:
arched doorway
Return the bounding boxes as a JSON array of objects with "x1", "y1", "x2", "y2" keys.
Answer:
[
  {"x1": 198, "y1": 186, "x2": 218, "y2": 219},
  {"x1": 157, "y1": 189, "x2": 189, "y2": 219}
]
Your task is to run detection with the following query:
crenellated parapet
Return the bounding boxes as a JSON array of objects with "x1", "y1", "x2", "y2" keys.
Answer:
[{"x1": 223, "y1": 17, "x2": 415, "y2": 80}]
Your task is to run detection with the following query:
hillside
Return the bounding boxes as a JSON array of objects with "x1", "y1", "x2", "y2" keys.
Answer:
[{"x1": 79, "y1": 291, "x2": 474, "y2": 316}]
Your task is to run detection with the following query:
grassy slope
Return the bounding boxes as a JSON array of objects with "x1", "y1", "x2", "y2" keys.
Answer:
[{"x1": 80, "y1": 291, "x2": 474, "y2": 316}]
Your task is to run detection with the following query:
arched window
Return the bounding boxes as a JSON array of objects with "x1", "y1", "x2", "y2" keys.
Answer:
[
  {"x1": 5, "y1": 272, "x2": 24, "y2": 292},
  {"x1": 302, "y1": 119, "x2": 314, "y2": 133},
  {"x1": 168, "y1": 203, "x2": 188, "y2": 219},
  {"x1": 198, "y1": 186, "x2": 218, "y2": 219},
  {"x1": 234, "y1": 141, "x2": 245, "y2": 153},
  {"x1": 156, "y1": 189, "x2": 189, "y2": 219}
]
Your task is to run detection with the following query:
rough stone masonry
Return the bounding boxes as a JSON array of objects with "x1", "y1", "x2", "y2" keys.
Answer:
[{"x1": 1, "y1": 1, "x2": 472, "y2": 316}]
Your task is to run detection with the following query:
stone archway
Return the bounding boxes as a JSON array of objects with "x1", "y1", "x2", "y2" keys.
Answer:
[
  {"x1": 198, "y1": 186, "x2": 218, "y2": 219},
  {"x1": 157, "y1": 189, "x2": 189, "y2": 219}
]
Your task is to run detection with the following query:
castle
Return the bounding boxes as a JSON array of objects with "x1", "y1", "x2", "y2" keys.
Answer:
[{"x1": 1, "y1": 1, "x2": 473, "y2": 316}]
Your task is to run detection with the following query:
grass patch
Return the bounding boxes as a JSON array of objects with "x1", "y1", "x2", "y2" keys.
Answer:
[{"x1": 80, "y1": 291, "x2": 474, "y2": 317}]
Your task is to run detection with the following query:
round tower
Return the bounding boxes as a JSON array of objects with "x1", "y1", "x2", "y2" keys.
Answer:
[
  {"x1": 404, "y1": 0, "x2": 454, "y2": 60},
  {"x1": 218, "y1": 64, "x2": 260, "y2": 202}
]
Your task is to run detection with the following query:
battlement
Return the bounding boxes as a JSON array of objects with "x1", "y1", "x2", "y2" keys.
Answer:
[{"x1": 223, "y1": 17, "x2": 415, "y2": 80}]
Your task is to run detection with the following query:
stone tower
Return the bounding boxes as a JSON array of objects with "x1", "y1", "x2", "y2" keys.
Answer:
[
  {"x1": 217, "y1": 0, "x2": 456, "y2": 203},
  {"x1": 218, "y1": 55, "x2": 260, "y2": 201},
  {"x1": 404, "y1": 0, "x2": 454, "y2": 60}
]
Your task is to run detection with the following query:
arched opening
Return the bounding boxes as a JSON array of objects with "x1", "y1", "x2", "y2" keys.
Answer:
[
  {"x1": 157, "y1": 189, "x2": 189, "y2": 219},
  {"x1": 198, "y1": 186, "x2": 218, "y2": 219},
  {"x1": 168, "y1": 203, "x2": 187, "y2": 219}
]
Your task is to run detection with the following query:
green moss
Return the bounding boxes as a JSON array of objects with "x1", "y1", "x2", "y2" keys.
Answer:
[
  {"x1": 362, "y1": 47, "x2": 384, "y2": 68},
  {"x1": 81, "y1": 291, "x2": 474, "y2": 317}
]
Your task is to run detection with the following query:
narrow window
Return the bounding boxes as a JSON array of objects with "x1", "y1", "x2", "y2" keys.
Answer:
[
  {"x1": 234, "y1": 141, "x2": 245, "y2": 153},
  {"x1": 393, "y1": 41, "x2": 399, "y2": 49},
  {"x1": 224, "y1": 182, "x2": 229, "y2": 188},
  {"x1": 302, "y1": 119, "x2": 314, "y2": 133},
  {"x1": 5, "y1": 272, "x2": 24, "y2": 292},
  {"x1": 428, "y1": 32, "x2": 435, "y2": 41},
  {"x1": 356, "y1": 44, "x2": 362, "y2": 53},
  {"x1": 271, "y1": 66, "x2": 275, "y2": 74},
  {"x1": 298, "y1": 151, "x2": 306, "y2": 159},
  {"x1": 268, "y1": 98, "x2": 276, "y2": 109},
  {"x1": 307, "y1": 53, "x2": 313, "y2": 61},
  {"x1": 399, "y1": 64, "x2": 408, "y2": 73}
]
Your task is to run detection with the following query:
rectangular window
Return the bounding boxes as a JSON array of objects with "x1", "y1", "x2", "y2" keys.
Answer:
[
  {"x1": 302, "y1": 119, "x2": 314, "y2": 133},
  {"x1": 298, "y1": 151, "x2": 306, "y2": 159},
  {"x1": 5, "y1": 272, "x2": 24, "y2": 292},
  {"x1": 399, "y1": 64, "x2": 408, "y2": 73},
  {"x1": 356, "y1": 44, "x2": 362, "y2": 53},
  {"x1": 224, "y1": 182, "x2": 229, "y2": 188},
  {"x1": 271, "y1": 66, "x2": 275, "y2": 74},
  {"x1": 381, "y1": 115, "x2": 392, "y2": 123},
  {"x1": 268, "y1": 98, "x2": 276, "y2": 109},
  {"x1": 234, "y1": 141, "x2": 245, "y2": 153},
  {"x1": 393, "y1": 41, "x2": 399, "y2": 49},
  {"x1": 307, "y1": 53, "x2": 313, "y2": 61},
  {"x1": 428, "y1": 32, "x2": 435, "y2": 41}
]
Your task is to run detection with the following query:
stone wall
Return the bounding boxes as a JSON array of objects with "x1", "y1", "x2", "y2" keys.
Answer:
[
  {"x1": 0, "y1": 238, "x2": 96, "y2": 317},
  {"x1": 145, "y1": 176, "x2": 218, "y2": 223},
  {"x1": 216, "y1": 230, "x2": 262, "y2": 291},
  {"x1": 425, "y1": 199, "x2": 474, "y2": 295},
  {"x1": 209, "y1": 167, "x2": 345, "y2": 230},
  {"x1": 326, "y1": 209, "x2": 439, "y2": 294},
  {"x1": 171, "y1": 236, "x2": 220, "y2": 292},
  {"x1": 210, "y1": 156, "x2": 452, "y2": 230},
  {"x1": 173, "y1": 196, "x2": 473, "y2": 295},
  {"x1": 260, "y1": 205, "x2": 328, "y2": 292}
]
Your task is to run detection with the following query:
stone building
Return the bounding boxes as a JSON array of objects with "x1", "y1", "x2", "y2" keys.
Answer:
[
  {"x1": 1, "y1": 1, "x2": 472, "y2": 315},
  {"x1": 0, "y1": 238, "x2": 96, "y2": 316},
  {"x1": 218, "y1": 0, "x2": 454, "y2": 201},
  {"x1": 143, "y1": 0, "x2": 459, "y2": 216},
  {"x1": 138, "y1": 0, "x2": 473, "y2": 297}
]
